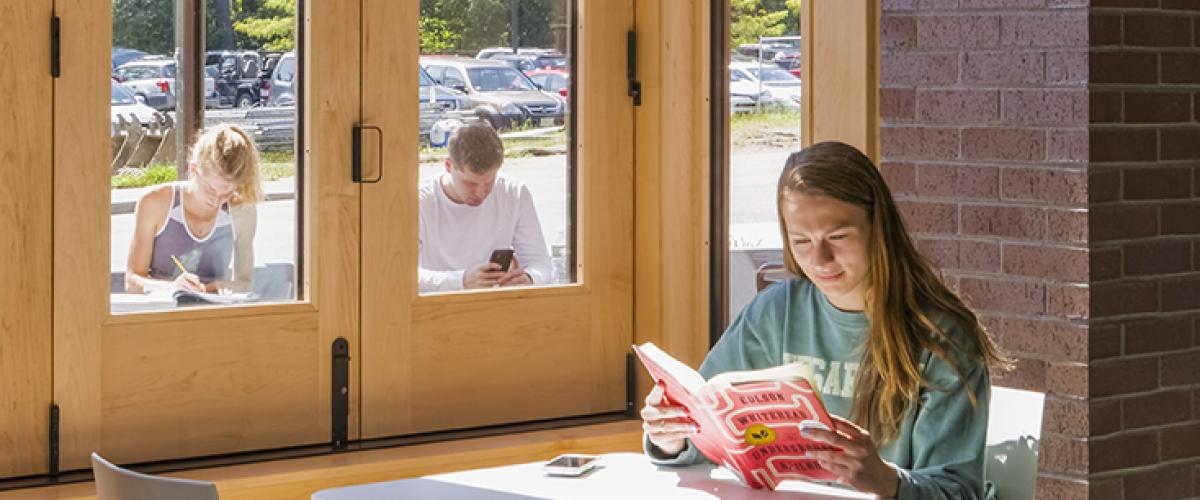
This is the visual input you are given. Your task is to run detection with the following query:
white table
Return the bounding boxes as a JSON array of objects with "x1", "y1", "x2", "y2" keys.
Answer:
[{"x1": 312, "y1": 452, "x2": 875, "y2": 499}]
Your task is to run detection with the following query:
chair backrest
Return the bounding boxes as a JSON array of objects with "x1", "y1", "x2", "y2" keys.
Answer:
[
  {"x1": 983, "y1": 387, "x2": 1044, "y2": 500},
  {"x1": 91, "y1": 453, "x2": 219, "y2": 500},
  {"x1": 755, "y1": 261, "x2": 791, "y2": 292}
]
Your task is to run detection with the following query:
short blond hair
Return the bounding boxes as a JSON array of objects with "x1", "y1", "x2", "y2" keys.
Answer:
[
  {"x1": 189, "y1": 123, "x2": 264, "y2": 205},
  {"x1": 447, "y1": 123, "x2": 504, "y2": 174}
]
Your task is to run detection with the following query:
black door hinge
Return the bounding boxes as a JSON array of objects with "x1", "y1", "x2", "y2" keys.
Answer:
[
  {"x1": 49, "y1": 404, "x2": 60, "y2": 478},
  {"x1": 331, "y1": 337, "x2": 350, "y2": 450},
  {"x1": 50, "y1": 16, "x2": 60, "y2": 78},
  {"x1": 627, "y1": 30, "x2": 641, "y2": 106},
  {"x1": 625, "y1": 353, "x2": 637, "y2": 419}
]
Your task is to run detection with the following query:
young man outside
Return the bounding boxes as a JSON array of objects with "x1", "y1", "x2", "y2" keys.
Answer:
[{"x1": 418, "y1": 123, "x2": 552, "y2": 292}]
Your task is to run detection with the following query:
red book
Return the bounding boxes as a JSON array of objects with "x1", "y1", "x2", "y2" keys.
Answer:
[{"x1": 633, "y1": 342, "x2": 841, "y2": 490}]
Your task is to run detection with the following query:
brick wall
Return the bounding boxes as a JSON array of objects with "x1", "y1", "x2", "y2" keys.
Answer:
[
  {"x1": 879, "y1": 1, "x2": 1092, "y2": 497},
  {"x1": 883, "y1": 1, "x2": 1200, "y2": 498},
  {"x1": 1088, "y1": 2, "x2": 1200, "y2": 499}
]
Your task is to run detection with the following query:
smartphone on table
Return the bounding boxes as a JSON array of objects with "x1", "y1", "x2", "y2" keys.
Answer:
[
  {"x1": 489, "y1": 248, "x2": 515, "y2": 272},
  {"x1": 542, "y1": 454, "x2": 600, "y2": 476}
]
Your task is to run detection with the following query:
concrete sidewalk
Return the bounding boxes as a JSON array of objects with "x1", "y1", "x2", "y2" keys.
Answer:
[{"x1": 110, "y1": 177, "x2": 296, "y2": 214}]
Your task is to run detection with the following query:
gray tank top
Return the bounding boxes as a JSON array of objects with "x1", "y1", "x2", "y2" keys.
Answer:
[{"x1": 148, "y1": 183, "x2": 235, "y2": 283}]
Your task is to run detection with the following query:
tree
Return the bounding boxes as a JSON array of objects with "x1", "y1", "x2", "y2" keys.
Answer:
[
  {"x1": 210, "y1": 0, "x2": 236, "y2": 50},
  {"x1": 233, "y1": 0, "x2": 295, "y2": 51},
  {"x1": 113, "y1": 0, "x2": 175, "y2": 55},
  {"x1": 730, "y1": 0, "x2": 793, "y2": 48},
  {"x1": 460, "y1": 0, "x2": 509, "y2": 52},
  {"x1": 420, "y1": 17, "x2": 463, "y2": 54}
]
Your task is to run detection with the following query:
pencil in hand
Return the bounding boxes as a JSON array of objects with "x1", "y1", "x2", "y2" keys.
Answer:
[
  {"x1": 170, "y1": 255, "x2": 203, "y2": 292},
  {"x1": 170, "y1": 254, "x2": 188, "y2": 275}
]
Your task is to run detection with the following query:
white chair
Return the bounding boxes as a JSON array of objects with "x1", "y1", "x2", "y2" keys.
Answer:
[
  {"x1": 91, "y1": 453, "x2": 219, "y2": 500},
  {"x1": 983, "y1": 386, "x2": 1044, "y2": 500}
]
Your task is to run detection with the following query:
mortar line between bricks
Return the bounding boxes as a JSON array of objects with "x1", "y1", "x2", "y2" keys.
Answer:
[
  {"x1": 1091, "y1": 7, "x2": 1200, "y2": 16},
  {"x1": 1090, "y1": 420, "x2": 1200, "y2": 441},
  {"x1": 1030, "y1": 470, "x2": 1087, "y2": 484},
  {"x1": 1091, "y1": 386, "x2": 1200, "y2": 404},
  {"x1": 1092, "y1": 346, "x2": 1200, "y2": 365},
  {"x1": 1088, "y1": 457, "x2": 1200, "y2": 482}
]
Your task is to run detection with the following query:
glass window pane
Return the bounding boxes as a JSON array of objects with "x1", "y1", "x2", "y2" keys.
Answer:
[
  {"x1": 726, "y1": 3, "x2": 801, "y2": 319},
  {"x1": 110, "y1": 1, "x2": 300, "y2": 313},
  {"x1": 418, "y1": 0, "x2": 574, "y2": 294}
]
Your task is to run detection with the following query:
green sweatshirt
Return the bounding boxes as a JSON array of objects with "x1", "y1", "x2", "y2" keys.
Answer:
[{"x1": 646, "y1": 278, "x2": 993, "y2": 500}]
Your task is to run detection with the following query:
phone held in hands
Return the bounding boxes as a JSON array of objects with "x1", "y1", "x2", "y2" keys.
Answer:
[
  {"x1": 543, "y1": 454, "x2": 599, "y2": 477},
  {"x1": 489, "y1": 248, "x2": 515, "y2": 272}
]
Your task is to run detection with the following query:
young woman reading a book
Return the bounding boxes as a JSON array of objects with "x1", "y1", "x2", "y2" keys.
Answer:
[
  {"x1": 642, "y1": 141, "x2": 1011, "y2": 499},
  {"x1": 124, "y1": 124, "x2": 264, "y2": 294}
]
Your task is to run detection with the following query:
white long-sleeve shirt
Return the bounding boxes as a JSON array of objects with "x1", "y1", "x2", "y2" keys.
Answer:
[{"x1": 419, "y1": 173, "x2": 552, "y2": 292}]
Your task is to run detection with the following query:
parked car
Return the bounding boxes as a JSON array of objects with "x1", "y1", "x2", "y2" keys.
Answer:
[
  {"x1": 113, "y1": 57, "x2": 219, "y2": 110},
  {"x1": 777, "y1": 56, "x2": 802, "y2": 78},
  {"x1": 729, "y1": 70, "x2": 770, "y2": 113},
  {"x1": 419, "y1": 66, "x2": 466, "y2": 142},
  {"x1": 110, "y1": 81, "x2": 158, "y2": 134},
  {"x1": 266, "y1": 52, "x2": 297, "y2": 107},
  {"x1": 421, "y1": 57, "x2": 564, "y2": 130},
  {"x1": 475, "y1": 46, "x2": 560, "y2": 60},
  {"x1": 491, "y1": 52, "x2": 569, "y2": 73},
  {"x1": 256, "y1": 52, "x2": 284, "y2": 104},
  {"x1": 205, "y1": 50, "x2": 264, "y2": 108},
  {"x1": 526, "y1": 68, "x2": 569, "y2": 102},
  {"x1": 111, "y1": 47, "x2": 148, "y2": 70},
  {"x1": 729, "y1": 61, "x2": 800, "y2": 109}
]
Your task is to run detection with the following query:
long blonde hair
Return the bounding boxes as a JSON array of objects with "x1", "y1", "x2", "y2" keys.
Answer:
[
  {"x1": 189, "y1": 123, "x2": 264, "y2": 205},
  {"x1": 776, "y1": 141, "x2": 1012, "y2": 443}
]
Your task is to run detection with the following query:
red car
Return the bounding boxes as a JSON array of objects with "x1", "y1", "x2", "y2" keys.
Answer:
[{"x1": 526, "y1": 69, "x2": 570, "y2": 102}]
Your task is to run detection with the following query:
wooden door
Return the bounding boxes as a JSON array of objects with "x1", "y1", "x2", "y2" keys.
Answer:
[
  {"x1": 359, "y1": 0, "x2": 635, "y2": 437},
  {"x1": 0, "y1": 0, "x2": 53, "y2": 479},
  {"x1": 51, "y1": 0, "x2": 362, "y2": 469}
]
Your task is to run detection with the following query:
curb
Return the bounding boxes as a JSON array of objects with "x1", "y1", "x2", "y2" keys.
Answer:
[{"x1": 110, "y1": 191, "x2": 295, "y2": 215}]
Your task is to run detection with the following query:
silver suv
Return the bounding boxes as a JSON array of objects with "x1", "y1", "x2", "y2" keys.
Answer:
[
  {"x1": 112, "y1": 56, "x2": 218, "y2": 111},
  {"x1": 421, "y1": 57, "x2": 564, "y2": 130}
]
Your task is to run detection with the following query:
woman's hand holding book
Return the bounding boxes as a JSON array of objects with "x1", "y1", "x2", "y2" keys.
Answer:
[{"x1": 640, "y1": 383, "x2": 697, "y2": 457}]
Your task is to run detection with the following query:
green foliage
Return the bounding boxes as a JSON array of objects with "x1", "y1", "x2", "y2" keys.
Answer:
[
  {"x1": 730, "y1": 0, "x2": 797, "y2": 48},
  {"x1": 233, "y1": 0, "x2": 296, "y2": 51},
  {"x1": 421, "y1": 0, "x2": 566, "y2": 55},
  {"x1": 113, "y1": 0, "x2": 175, "y2": 55},
  {"x1": 420, "y1": 17, "x2": 463, "y2": 54},
  {"x1": 461, "y1": 0, "x2": 510, "y2": 52},
  {"x1": 112, "y1": 0, "x2": 295, "y2": 54}
]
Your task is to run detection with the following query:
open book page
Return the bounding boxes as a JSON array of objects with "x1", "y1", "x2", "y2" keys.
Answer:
[
  {"x1": 633, "y1": 342, "x2": 840, "y2": 490},
  {"x1": 631, "y1": 342, "x2": 707, "y2": 394},
  {"x1": 173, "y1": 289, "x2": 258, "y2": 306}
]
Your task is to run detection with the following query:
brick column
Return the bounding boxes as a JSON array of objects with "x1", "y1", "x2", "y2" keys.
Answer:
[
  {"x1": 1088, "y1": 3, "x2": 1200, "y2": 499},
  {"x1": 880, "y1": 1, "x2": 1091, "y2": 497}
]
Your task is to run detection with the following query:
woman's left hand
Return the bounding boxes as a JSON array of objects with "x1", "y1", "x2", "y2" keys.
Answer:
[{"x1": 805, "y1": 415, "x2": 900, "y2": 498}]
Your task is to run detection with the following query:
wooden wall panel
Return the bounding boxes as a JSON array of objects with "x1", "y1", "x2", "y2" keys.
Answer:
[
  {"x1": 632, "y1": 0, "x2": 712, "y2": 400},
  {"x1": 99, "y1": 313, "x2": 322, "y2": 461},
  {"x1": 53, "y1": 0, "x2": 109, "y2": 471},
  {"x1": 359, "y1": 0, "x2": 417, "y2": 439},
  {"x1": 801, "y1": 0, "x2": 880, "y2": 159},
  {"x1": 0, "y1": 0, "x2": 53, "y2": 479},
  {"x1": 409, "y1": 292, "x2": 601, "y2": 431}
]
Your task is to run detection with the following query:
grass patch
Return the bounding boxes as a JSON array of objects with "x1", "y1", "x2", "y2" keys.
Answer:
[
  {"x1": 111, "y1": 151, "x2": 298, "y2": 189},
  {"x1": 420, "y1": 127, "x2": 569, "y2": 163},
  {"x1": 730, "y1": 109, "x2": 801, "y2": 151},
  {"x1": 111, "y1": 164, "x2": 178, "y2": 189}
]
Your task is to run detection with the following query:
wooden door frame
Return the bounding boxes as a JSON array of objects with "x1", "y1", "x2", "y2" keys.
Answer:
[
  {"x1": 52, "y1": 0, "x2": 361, "y2": 469},
  {"x1": 359, "y1": 0, "x2": 635, "y2": 439},
  {"x1": 0, "y1": 0, "x2": 54, "y2": 479}
]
